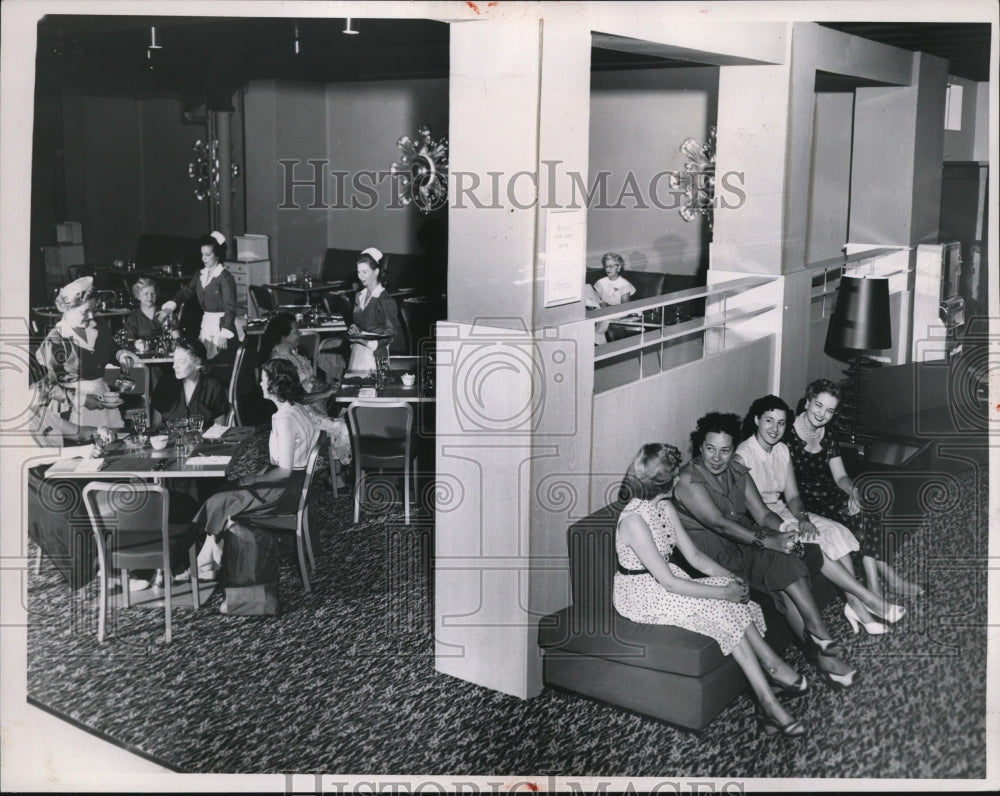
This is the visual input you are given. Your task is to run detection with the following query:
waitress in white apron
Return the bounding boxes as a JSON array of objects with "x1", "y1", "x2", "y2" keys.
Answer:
[
  {"x1": 160, "y1": 231, "x2": 238, "y2": 362},
  {"x1": 347, "y1": 247, "x2": 400, "y2": 373},
  {"x1": 35, "y1": 276, "x2": 136, "y2": 430}
]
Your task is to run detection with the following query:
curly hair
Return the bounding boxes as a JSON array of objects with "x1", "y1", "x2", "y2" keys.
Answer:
[
  {"x1": 601, "y1": 252, "x2": 625, "y2": 270},
  {"x1": 262, "y1": 357, "x2": 305, "y2": 404},
  {"x1": 622, "y1": 443, "x2": 683, "y2": 501},
  {"x1": 690, "y1": 412, "x2": 741, "y2": 456},
  {"x1": 199, "y1": 234, "x2": 227, "y2": 263},
  {"x1": 740, "y1": 394, "x2": 791, "y2": 441},
  {"x1": 260, "y1": 312, "x2": 296, "y2": 360},
  {"x1": 131, "y1": 277, "x2": 158, "y2": 301},
  {"x1": 795, "y1": 378, "x2": 842, "y2": 415},
  {"x1": 55, "y1": 278, "x2": 95, "y2": 313}
]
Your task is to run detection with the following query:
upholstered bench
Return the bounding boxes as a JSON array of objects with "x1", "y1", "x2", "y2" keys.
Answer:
[{"x1": 538, "y1": 504, "x2": 837, "y2": 731}]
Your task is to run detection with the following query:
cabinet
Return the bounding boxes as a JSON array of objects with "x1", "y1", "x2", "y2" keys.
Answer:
[
  {"x1": 225, "y1": 259, "x2": 271, "y2": 314},
  {"x1": 43, "y1": 244, "x2": 86, "y2": 296}
]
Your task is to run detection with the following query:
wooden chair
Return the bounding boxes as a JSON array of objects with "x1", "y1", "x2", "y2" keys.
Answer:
[
  {"x1": 241, "y1": 443, "x2": 321, "y2": 592},
  {"x1": 346, "y1": 401, "x2": 418, "y2": 525},
  {"x1": 82, "y1": 482, "x2": 201, "y2": 643}
]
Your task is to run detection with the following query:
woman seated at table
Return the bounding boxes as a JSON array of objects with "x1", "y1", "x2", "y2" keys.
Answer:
[
  {"x1": 786, "y1": 379, "x2": 923, "y2": 605},
  {"x1": 187, "y1": 358, "x2": 319, "y2": 581},
  {"x1": 259, "y1": 312, "x2": 332, "y2": 395},
  {"x1": 122, "y1": 278, "x2": 164, "y2": 341},
  {"x1": 150, "y1": 337, "x2": 229, "y2": 431},
  {"x1": 735, "y1": 394, "x2": 906, "y2": 636},
  {"x1": 616, "y1": 443, "x2": 808, "y2": 737},
  {"x1": 347, "y1": 247, "x2": 400, "y2": 373},
  {"x1": 672, "y1": 412, "x2": 857, "y2": 689},
  {"x1": 159, "y1": 231, "x2": 237, "y2": 362},
  {"x1": 35, "y1": 276, "x2": 136, "y2": 430}
]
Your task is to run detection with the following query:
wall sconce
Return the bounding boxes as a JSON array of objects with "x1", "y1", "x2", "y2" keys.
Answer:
[
  {"x1": 390, "y1": 125, "x2": 449, "y2": 214},
  {"x1": 188, "y1": 138, "x2": 240, "y2": 204},
  {"x1": 668, "y1": 126, "x2": 716, "y2": 229},
  {"x1": 147, "y1": 25, "x2": 162, "y2": 64},
  {"x1": 343, "y1": 18, "x2": 359, "y2": 35}
]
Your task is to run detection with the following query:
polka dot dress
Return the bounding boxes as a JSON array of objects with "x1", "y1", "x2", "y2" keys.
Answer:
[{"x1": 613, "y1": 498, "x2": 766, "y2": 656}]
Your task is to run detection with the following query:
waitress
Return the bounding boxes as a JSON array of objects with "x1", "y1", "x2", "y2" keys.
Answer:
[
  {"x1": 35, "y1": 276, "x2": 136, "y2": 430},
  {"x1": 160, "y1": 231, "x2": 238, "y2": 362},
  {"x1": 347, "y1": 247, "x2": 400, "y2": 373}
]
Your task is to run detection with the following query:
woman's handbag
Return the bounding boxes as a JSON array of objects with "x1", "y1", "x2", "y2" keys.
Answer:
[{"x1": 219, "y1": 521, "x2": 281, "y2": 616}]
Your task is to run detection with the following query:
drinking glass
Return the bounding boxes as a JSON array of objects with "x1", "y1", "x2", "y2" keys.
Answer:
[
  {"x1": 187, "y1": 415, "x2": 204, "y2": 443},
  {"x1": 132, "y1": 411, "x2": 148, "y2": 438}
]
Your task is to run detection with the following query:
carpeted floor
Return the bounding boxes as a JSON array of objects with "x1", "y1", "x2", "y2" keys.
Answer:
[{"x1": 26, "y1": 462, "x2": 988, "y2": 779}]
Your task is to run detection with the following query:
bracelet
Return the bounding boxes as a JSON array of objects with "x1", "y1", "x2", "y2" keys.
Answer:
[{"x1": 751, "y1": 528, "x2": 766, "y2": 550}]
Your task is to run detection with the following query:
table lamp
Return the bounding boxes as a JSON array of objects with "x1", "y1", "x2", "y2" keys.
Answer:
[{"x1": 824, "y1": 275, "x2": 892, "y2": 441}]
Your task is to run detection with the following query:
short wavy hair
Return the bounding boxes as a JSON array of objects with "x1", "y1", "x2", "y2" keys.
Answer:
[
  {"x1": 622, "y1": 443, "x2": 683, "y2": 501},
  {"x1": 795, "y1": 378, "x2": 842, "y2": 415},
  {"x1": 601, "y1": 252, "x2": 625, "y2": 270},
  {"x1": 741, "y1": 394, "x2": 791, "y2": 441},
  {"x1": 262, "y1": 357, "x2": 305, "y2": 404},
  {"x1": 690, "y1": 412, "x2": 741, "y2": 456},
  {"x1": 131, "y1": 277, "x2": 158, "y2": 301}
]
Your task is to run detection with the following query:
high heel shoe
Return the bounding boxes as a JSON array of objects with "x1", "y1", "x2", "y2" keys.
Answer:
[
  {"x1": 755, "y1": 704, "x2": 807, "y2": 738},
  {"x1": 868, "y1": 601, "x2": 906, "y2": 624},
  {"x1": 804, "y1": 631, "x2": 857, "y2": 690},
  {"x1": 844, "y1": 602, "x2": 887, "y2": 636},
  {"x1": 765, "y1": 668, "x2": 810, "y2": 699}
]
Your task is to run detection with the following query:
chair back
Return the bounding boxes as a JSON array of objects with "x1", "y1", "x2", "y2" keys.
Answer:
[
  {"x1": 346, "y1": 401, "x2": 413, "y2": 467},
  {"x1": 296, "y1": 443, "x2": 322, "y2": 524},
  {"x1": 322, "y1": 292, "x2": 354, "y2": 324},
  {"x1": 249, "y1": 284, "x2": 276, "y2": 316},
  {"x1": 83, "y1": 482, "x2": 170, "y2": 566},
  {"x1": 228, "y1": 344, "x2": 250, "y2": 426}
]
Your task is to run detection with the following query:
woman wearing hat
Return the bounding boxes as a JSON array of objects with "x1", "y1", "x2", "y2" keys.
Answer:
[
  {"x1": 35, "y1": 276, "x2": 136, "y2": 429},
  {"x1": 347, "y1": 247, "x2": 400, "y2": 373},
  {"x1": 159, "y1": 231, "x2": 238, "y2": 361}
]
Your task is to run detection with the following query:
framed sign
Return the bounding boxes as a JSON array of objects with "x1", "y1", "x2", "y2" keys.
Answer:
[{"x1": 542, "y1": 208, "x2": 586, "y2": 307}]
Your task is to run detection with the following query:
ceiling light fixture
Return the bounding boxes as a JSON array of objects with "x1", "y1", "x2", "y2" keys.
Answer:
[
  {"x1": 293, "y1": 21, "x2": 301, "y2": 54},
  {"x1": 343, "y1": 17, "x2": 359, "y2": 35},
  {"x1": 147, "y1": 25, "x2": 162, "y2": 65}
]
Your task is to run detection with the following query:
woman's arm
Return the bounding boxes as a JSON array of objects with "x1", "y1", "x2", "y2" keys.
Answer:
[
  {"x1": 368, "y1": 294, "x2": 401, "y2": 338},
  {"x1": 161, "y1": 274, "x2": 198, "y2": 315},
  {"x1": 828, "y1": 455, "x2": 861, "y2": 513},
  {"x1": 218, "y1": 271, "x2": 238, "y2": 336},
  {"x1": 742, "y1": 476, "x2": 786, "y2": 531},
  {"x1": 674, "y1": 475, "x2": 794, "y2": 554},
  {"x1": 782, "y1": 460, "x2": 819, "y2": 540},
  {"x1": 239, "y1": 413, "x2": 295, "y2": 485},
  {"x1": 619, "y1": 513, "x2": 745, "y2": 603},
  {"x1": 667, "y1": 502, "x2": 739, "y2": 579}
]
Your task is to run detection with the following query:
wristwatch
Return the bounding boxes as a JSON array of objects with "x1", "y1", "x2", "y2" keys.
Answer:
[{"x1": 751, "y1": 528, "x2": 766, "y2": 550}]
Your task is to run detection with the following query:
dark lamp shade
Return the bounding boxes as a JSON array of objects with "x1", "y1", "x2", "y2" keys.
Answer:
[{"x1": 825, "y1": 275, "x2": 893, "y2": 352}]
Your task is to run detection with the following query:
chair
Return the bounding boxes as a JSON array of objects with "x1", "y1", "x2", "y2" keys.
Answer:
[
  {"x1": 322, "y1": 292, "x2": 354, "y2": 325},
  {"x1": 82, "y1": 482, "x2": 201, "y2": 643},
  {"x1": 227, "y1": 343, "x2": 272, "y2": 427},
  {"x1": 248, "y1": 284, "x2": 276, "y2": 317},
  {"x1": 242, "y1": 442, "x2": 321, "y2": 592},
  {"x1": 346, "y1": 401, "x2": 418, "y2": 525}
]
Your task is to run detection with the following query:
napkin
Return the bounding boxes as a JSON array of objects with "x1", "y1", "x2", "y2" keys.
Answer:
[
  {"x1": 202, "y1": 424, "x2": 229, "y2": 440},
  {"x1": 74, "y1": 458, "x2": 107, "y2": 473},
  {"x1": 183, "y1": 455, "x2": 232, "y2": 466}
]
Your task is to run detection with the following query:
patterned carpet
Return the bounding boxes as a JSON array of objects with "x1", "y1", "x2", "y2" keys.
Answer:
[{"x1": 26, "y1": 459, "x2": 988, "y2": 779}]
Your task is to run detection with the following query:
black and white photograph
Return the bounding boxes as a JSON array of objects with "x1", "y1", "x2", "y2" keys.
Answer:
[{"x1": 0, "y1": 0, "x2": 996, "y2": 791}]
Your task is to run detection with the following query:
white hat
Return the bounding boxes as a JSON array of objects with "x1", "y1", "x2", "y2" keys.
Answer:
[
  {"x1": 210, "y1": 230, "x2": 226, "y2": 246},
  {"x1": 360, "y1": 247, "x2": 383, "y2": 264}
]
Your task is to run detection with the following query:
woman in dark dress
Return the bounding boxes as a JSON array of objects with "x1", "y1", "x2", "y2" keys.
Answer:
[
  {"x1": 151, "y1": 337, "x2": 229, "y2": 430},
  {"x1": 122, "y1": 277, "x2": 163, "y2": 341},
  {"x1": 786, "y1": 380, "x2": 923, "y2": 610},
  {"x1": 672, "y1": 412, "x2": 858, "y2": 688},
  {"x1": 346, "y1": 247, "x2": 400, "y2": 373},
  {"x1": 160, "y1": 231, "x2": 238, "y2": 362}
]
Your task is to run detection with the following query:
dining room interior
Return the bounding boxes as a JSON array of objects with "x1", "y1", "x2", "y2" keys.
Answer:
[{"x1": 4, "y1": 1, "x2": 996, "y2": 783}]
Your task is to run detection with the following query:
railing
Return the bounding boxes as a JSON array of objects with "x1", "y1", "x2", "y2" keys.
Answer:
[{"x1": 588, "y1": 275, "x2": 780, "y2": 394}]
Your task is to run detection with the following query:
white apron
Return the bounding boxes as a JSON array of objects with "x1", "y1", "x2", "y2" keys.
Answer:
[
  {"x1": 347, "y1": 339, "x2": 378, "y2": 373},
  {"x1": 200, "y1": 311, "x2": 228, "y2": 360}
]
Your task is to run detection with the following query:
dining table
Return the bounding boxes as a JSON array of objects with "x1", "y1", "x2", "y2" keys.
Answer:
[
  {"x1": 335, "y1": 357, "x2": 434, "y2": 404},
  {"x1": 38, "y1": 425, "x2": 257, "y2": 607}
]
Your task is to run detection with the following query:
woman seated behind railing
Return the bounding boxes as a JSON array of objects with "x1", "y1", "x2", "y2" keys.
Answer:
[
  {"x1": 151, "y1": 337, "x2": 229, "y2": 431},
  {"x1": 671, "y1": 412, "x2": 858, "y2": 689},
  {"x1": 259, "y1": 312, "x2": 337, "y2": 395},
  {"x1": 122, "y1": 278, "x2": 164, "y2": 341},
  {"x1": 182, "y1": 359, "x2": 319, "y2": 585},
  {"x1": 734, "y1": 394, "x2": 906, "y2": 638},
  {"x1": 615, "y1": 443, "x2": 808, "y2": 737}
]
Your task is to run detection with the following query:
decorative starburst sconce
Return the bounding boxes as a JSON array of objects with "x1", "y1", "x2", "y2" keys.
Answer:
[
  {"x1": 668, "y1": 126, "x2": 716, "y2": 228},
  {"x1": 187, "y1": 138, "x2": 239, "y2": 204},
  {"x1": 390, "y1": 125, "x2": 449, "y2": 214}
]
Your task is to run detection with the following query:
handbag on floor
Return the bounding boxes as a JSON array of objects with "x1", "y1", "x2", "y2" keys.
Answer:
[{"x1": 219, "y1": 521, "x2": 281, "y2": 616}]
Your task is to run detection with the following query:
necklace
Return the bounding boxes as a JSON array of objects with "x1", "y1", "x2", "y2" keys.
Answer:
[{"x1": 797, "y1": 416, "x2": 822, "y2": 440}]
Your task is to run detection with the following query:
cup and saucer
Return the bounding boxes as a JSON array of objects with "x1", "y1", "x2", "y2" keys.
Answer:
[{"x1": 100, "y1": 392, "x2": 124, "y2": 408}]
